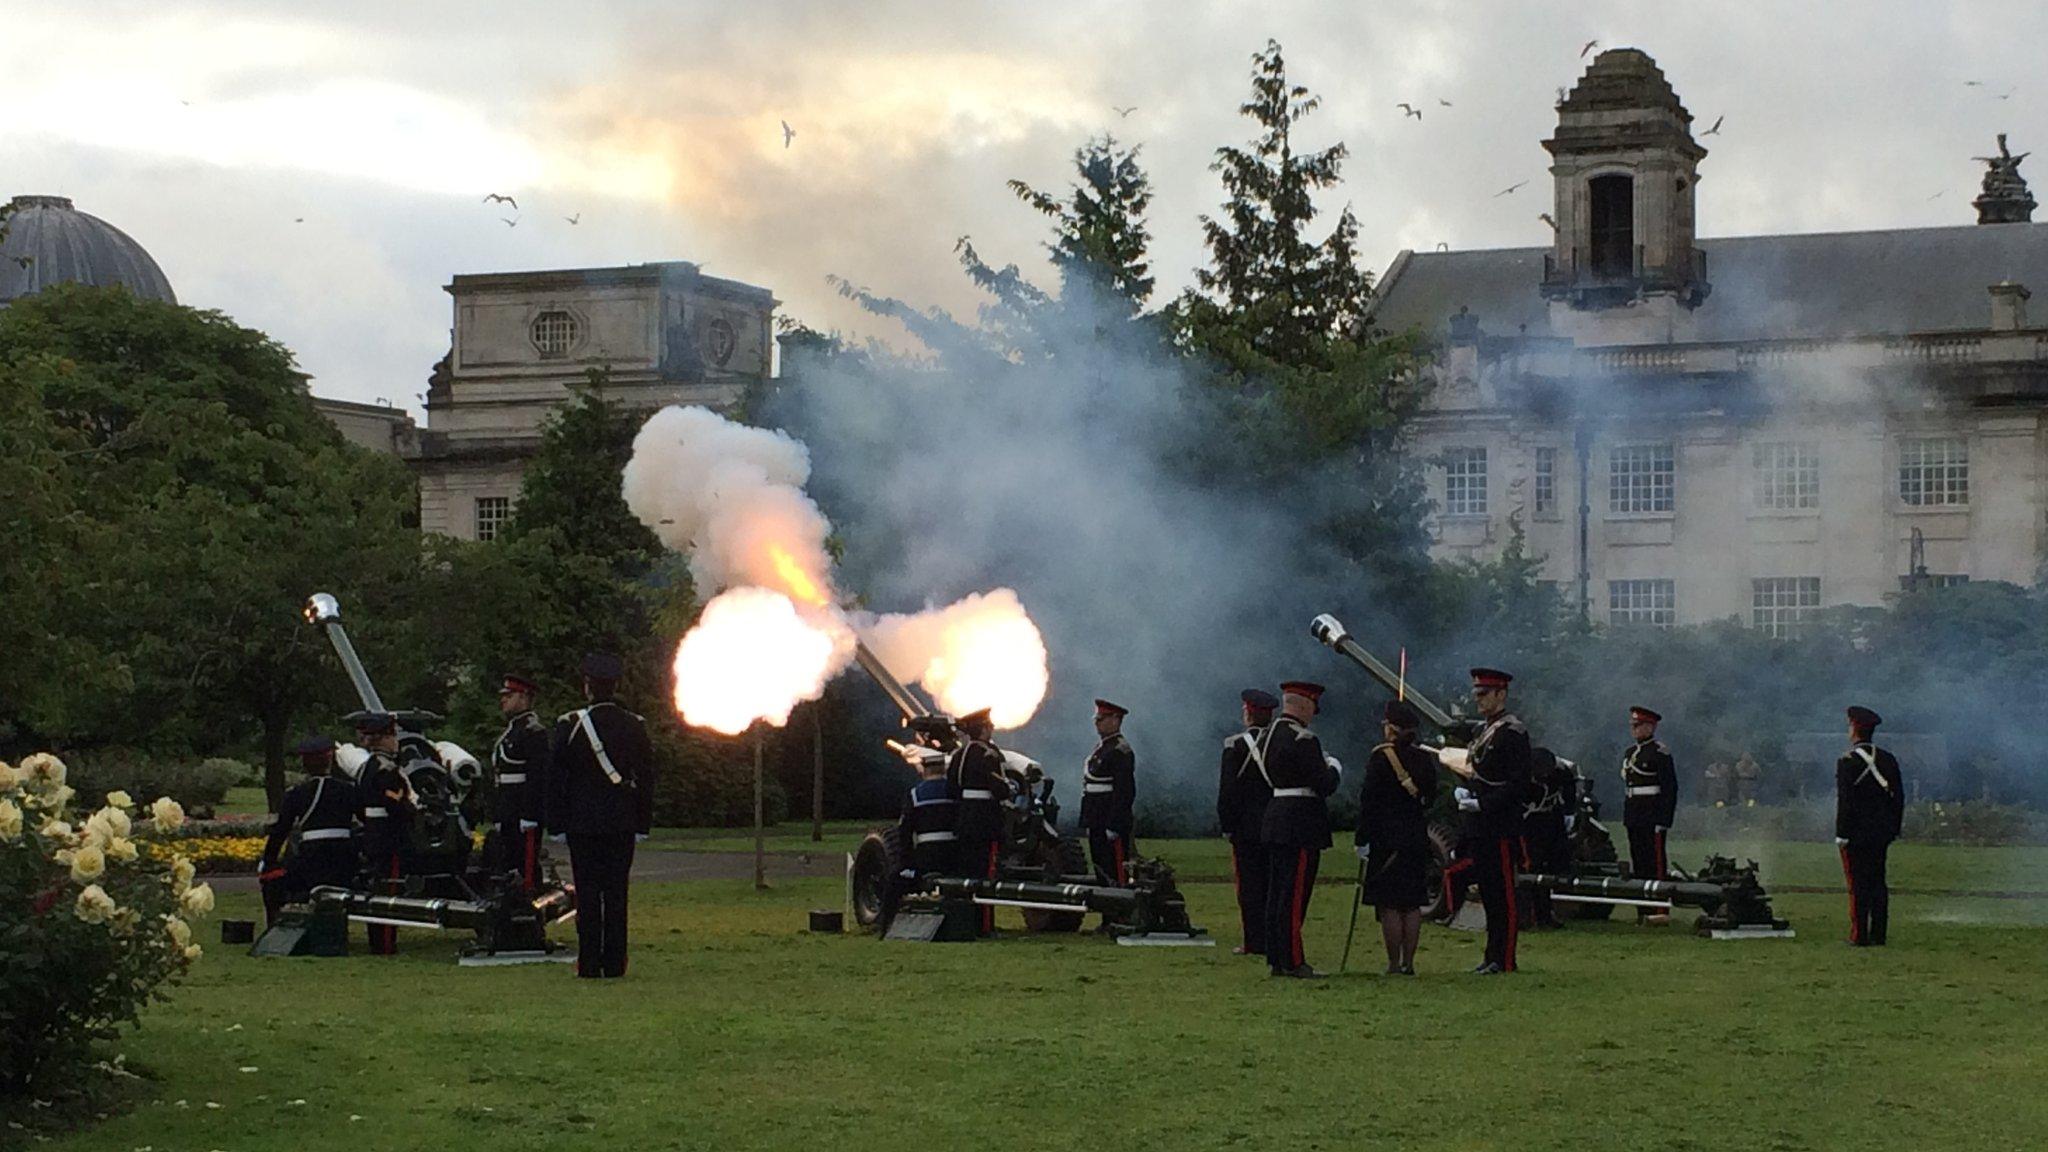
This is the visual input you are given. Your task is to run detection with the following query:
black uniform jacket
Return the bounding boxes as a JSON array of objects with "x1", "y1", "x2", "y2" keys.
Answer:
[
  {"x1": 262, "y1": 775, "x2": 356, "y2": 870},
  {"x1": 1465, "y1": 713, "x2": 1534, "y2": 840},
  {"x1": 945, "y1": 738, "x2": 1013, "y2": 843},
  {"x1": 1836, "y1": 743, "x2": 1905, "y2": 845},
  {"x1": 1355, "y1": 740, "x2": 1440, "y2": 852},
  {"x1": 545, "y1": 701, "x2": 656, "y2": 837},
  {"x1": 1528, "y1": 750, "x2": 1577, "y2": 827},
  {"x1": 1255, "y1": 716, "x2": 1340, "y2": 848},
  {"x1": 492, "y1": 710, "x2": 551, "y2": 829},
  {"x1": 355, "y1": 752, "x2": 413, "y2": 856},
  {"x1": 897, "y1": 776, "x2": 960, "y2": 873},
  {"x1": 1078, "y1": 733, "x2": 1136, "y2": 833},
  {"x1": 1216, "y1": 726, "x2": 1272, "y2": 841},
  {"x1": 1621, "y1": 739, "x2": 1679, "y2": 829}
]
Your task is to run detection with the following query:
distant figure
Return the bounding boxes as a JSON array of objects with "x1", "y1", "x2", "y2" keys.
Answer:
[
  {"x1": 1837, "y1": 707, "x2": 1905, "y2": 947},
  {"x1": 258, "y1": 735, "x2": 356, "y2": 928},
  {"x1": 945, "y1": 708, "x2": 1011, "y2": 936},
  {"x1": 1734, "y1": 751, "x2": 1762, "y2": 807},
  {"x1": 1216, "y1": 688, "x2": 1279, "y2": 957},
  {"x1": 546, "y1": 652, "x2": 656, "y2": 979},
  {"x1": 1258, "y1": 681, "x2": 1341, "y2": 978},
  {"x1": 1453, "y1": 668, "x2": 1534, "y2": 974},
  {"x1": 352, "y1": 712, "x2": 411, "y2": 956},
  {"x1": 1355, "y1": 699, "x2": 1440, "y2": 974},
  {"x1": 1621, "y1": 705, "x2": 1677, "y2": 925},
  {"x1": 1702, "y1": 760, "x2": 1731, "y2": 807},
  {"x1": 1523, "y1": 746, "x2": 1575, "y2": 930},
  {"x1": 1079, "y1": 699, "x2": 1137, "y2": 885},
  {"x1": 879, "y1": 740, "x2": 957, "y2": 932},
  {"x1": 491, "y1": 673, "x2": 550, "y2": 891}
]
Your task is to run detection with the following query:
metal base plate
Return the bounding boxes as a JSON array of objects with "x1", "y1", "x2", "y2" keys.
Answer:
[
  {"x1": 883, "y1": 912, "x2": 949, "y2": 942},
  {"x1": 1704, "y1": 926, "x2": 1797, "y2": 940},
  {"x1": 1113, "y1": 933, "x2": 1215, "y2": 947},
  {"x1": 457, "y1": 949, "x2": 575, "y2": 967}
]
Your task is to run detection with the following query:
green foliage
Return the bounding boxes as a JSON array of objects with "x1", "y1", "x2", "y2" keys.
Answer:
[
  {"x1": 62, "y1": 753, "x2": 244, "y2": 817},
  {"x1": 1002, "y1": 134, "x2": 1156, "y2": 316},
  {"x1": 501, "y1": 373, "x2": 662, "y2": 578},
  {"x1": 650, "y1": 729, "x2": 789, "y2": 828}
]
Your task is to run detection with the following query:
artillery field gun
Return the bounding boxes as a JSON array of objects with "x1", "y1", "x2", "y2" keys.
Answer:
[
  {"x1": 1310, "y1": 613, "x2": 1790, "y2": 938},
  {"x1": 846, "y1": 641, "x2": 1205, "y2": 944},
  {"x1": 249, "y1": 594, "x2": 577, "y2": 964}
]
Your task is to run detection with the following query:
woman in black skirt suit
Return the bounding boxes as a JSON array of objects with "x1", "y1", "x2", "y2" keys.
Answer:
[{"x1": 1356, "y1": 699, "x2": 1440, "y2": 974}]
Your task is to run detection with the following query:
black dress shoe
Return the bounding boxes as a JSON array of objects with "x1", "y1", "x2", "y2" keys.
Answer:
[
  {"x1": 1471, "y1": 962, "x2": 1504, "y2": 975},
  {"x1": 1398, "y1": 964, "x2": 1416, "y2": 976},
  {"x1": 1282, "y1": 964, "x2": 1326, "y2": 979}
]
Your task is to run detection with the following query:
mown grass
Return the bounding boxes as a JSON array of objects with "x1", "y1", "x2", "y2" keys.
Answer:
[{"x1": 20, "y1": 840, "x2": 2047, "y2": 1152}]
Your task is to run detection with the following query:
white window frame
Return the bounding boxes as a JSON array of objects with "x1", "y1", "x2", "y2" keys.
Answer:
[
  {"x1": 1752, "y1": 576, "x2": 1821, "y2": 638},
  {"x1": 1607, "y1": 579, "x2": 1675, "y2": 628},
  {"x1": 1609, "y1": 444, "x2": 1675, "y2": 515},
  {"x1": 1898, "y1": 437, "x2": 1968, "y2": 507},
  {"x1": 1752, "y1": 441, "x2": 1820, "y2": 511},
  {"x1": 1534, "y1": 446, "x2": 1557, "y2": 516},
  {"x1": 474, "y1": 496, "x2": 513, "y2": 542},
  {"x1": 1442, "y1": 447, "x2": 1488, "y2": 517}
]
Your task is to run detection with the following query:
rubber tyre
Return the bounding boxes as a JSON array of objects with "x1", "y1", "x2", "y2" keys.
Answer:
[
  {"x1": 1421, "y1": 822, "x2": 1461, "y2": 922},
  {"x1": 850, "y1": 827, "x2": 904, "y2": 928},
  {"x1": 1020, "y1": 838, "x2": 1087, "y2": 932}
]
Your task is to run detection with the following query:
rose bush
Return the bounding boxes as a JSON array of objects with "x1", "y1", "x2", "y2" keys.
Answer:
[{"x1": 1, "y1": 755, "x2": 214, "y2": 1093}]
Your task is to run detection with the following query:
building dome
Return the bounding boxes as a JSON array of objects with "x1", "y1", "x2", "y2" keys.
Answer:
[{"x1": 0, "y1": 194, "x2": 176, "y2": 306}]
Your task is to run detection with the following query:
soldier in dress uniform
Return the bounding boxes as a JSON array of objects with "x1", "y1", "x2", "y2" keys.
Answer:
[
  {"x1": 1446, "y1": 667, "x2": 1533, "y2": 974},
  {"x1": 1258, "y1": 681, "x2": 1341, "y2": 979},
  {"x1": 878, "y1": 725, "x2": 960, "y2": 931},
  {"x1": 1524, "y1": 747, "x2": 1576, "y2": 930},
  {"x1": 351, "y1": 712, "x2": 411, "y2": 955},
  {"x1": 1217, "y1": 688, "x2": 1278, "y2": 957},
  {"x1": 1621, "y1": 705, "x2": 1678, "y2": 925},
  {"x1": 1079, "y1": 699, "x2": 1137, "y2": 886},
  {"x1": 545, "y1": 652, "x2": 656, "y2": 979},
  {"x1": 491, "y1": 673, "x2": 551, "y2": 892},
  {"x1": 1355, "y1": 699, "x2": 1439, "y2": 975},
  {"x1": 945, "y1": 707, "x2": 1012, "y2": 935},
  {"x1": 1837, "y1": 706, "x2": 1905, "y2": 947},
  {"x1": 258, "y1": 735, "x2": 358, "y2": 928}
]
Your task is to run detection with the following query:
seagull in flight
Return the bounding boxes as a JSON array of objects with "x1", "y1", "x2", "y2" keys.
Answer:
[
  {"x1": 1113, "y1": 105, "x2": 1137, "y2": 118},
  {"x1": 1702, "y1": 115, "x2": 1724, "y2": 136},
  {"x1": 781, "y1": 119, "x2": 796, "y2": 148},
  {"x1": 500, "y1": 217, "x2": 518, "y2": 228},
  {"x1": 1580, "y1": 39, "x2": 1600, "y2": 58},
  {"x1": 1495, "y1": 180, "x2": 1529, "y2": 197},
  {"x1": 564, "y1": 213, "x2": 580, "y2": 225},
  {"x1": 1539, "y1": 212, "x2": 1557, "y2": 231},
  {"x1": 1396, "y1": 102, "x2": 1423, "y2": 120},
  {"x1": 483, "y1": 193, "x2": 518, "y2": 209},
  {"x1": 1438, "y1": 98, "x2": 1453, "y2": 107}
]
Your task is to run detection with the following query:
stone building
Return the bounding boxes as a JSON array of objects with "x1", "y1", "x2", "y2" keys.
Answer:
[
  {"x1": 0, "y1": 194, "x2": 176, "y2": 305},
  {"x1": 1369, "y1": 49, "x2": 2048, "y2": 632},
  {"x1": 403, "y1": 261, "x2": 778, "y2": 540}
]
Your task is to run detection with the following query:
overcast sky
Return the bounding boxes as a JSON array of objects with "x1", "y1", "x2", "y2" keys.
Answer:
[{"x1": 5, "y1": 2, "x2": 2039, "y2": 410}]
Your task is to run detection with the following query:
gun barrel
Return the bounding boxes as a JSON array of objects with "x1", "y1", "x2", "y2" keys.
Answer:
[
  {"x1": 1517, "y1": 872, "x2": 1728, "y2": 911},
  {"x1": 931, "y1": 876, "x2": 1143, "y2": 914},
  {"x1": 853, "y1": 639, "x2": 935, "y2": 722},
  {"x1": 1308, "y1": 614, "x2": 1455, "y2": 730}
]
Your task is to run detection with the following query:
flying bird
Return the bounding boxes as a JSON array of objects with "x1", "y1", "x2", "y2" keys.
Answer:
[
  {"x1": 483, "y1": 193, "x2": 518, "y2": 209},
  {"x1": 1438, "y1": 98, "x2": 1453, "y2": 107},
  {"x1": 1113, "y1": 105, "x2": 1137, "y2": 118},
  {"x1": 500, "y1": 217, "x2": 518, "y2": 228},
  {"x1": 1495, "y1": 180, "x2": 1529, "y2": 197},
  {"x1": 781, "y1": 119, "x2": 796, "y2": 148},
  {"x1": 1996, "y1": 89, "x2": 2015, "y2": 101},
  {"x1": 1965, "y1": 80, "x2": 1984, "y2": 87},
  {"x1": 564, "y1": 213, "x2": 580, "y2": 225},
  {"x1": 1580, "y1": 39, "x2": 1599, "y2": 58},
  {"x1": 293, "y1": 217, "x2": 304, "y2": 224},
  {"x1": 1396, "y1": 102, "x2": 1423, "y2": 120},
  {"x1": 1927, "y1": 190, "x2": 1946, "y2": 201},
  {"x1": 1702, "y1": 115, "x2": 1724, "y2": 136},
  {"x1": 1556, "y1": 86, "x2": 1569, "y2": 105},
  {"x1": 1539, "y1": 212, "x2": 1557, "y2": 231}
]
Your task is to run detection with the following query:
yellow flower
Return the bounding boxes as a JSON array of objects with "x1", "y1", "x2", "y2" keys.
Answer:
[
  {"x1": 180, "y1": 882, "x2": 216, "y2": 917},
  {"x1": 166, "y1": 916, "x2": 192, "y2": 949},
  {"x1": 182, "y1": 943, "x2": 203, "y2": 963},
  {"x1": 106, "y1": 836, "x2": 139, "y2": 864},
  {"x1": 0, "y1": 760, "x2": 18, "y2": 793},
  {"x1": 87, "y1": 806, "x2": 133, "y2": 842},
  {"x1": 70, "y1": 844, "x2": 107, "y2": 883},
  {"x1": 19, "y1": 752, "x2": 67, "y2": 789},
  {"x1": 150, "y1": 796, "x2": 186, "y2": 833},
  {"x1": 38, "y1": 818, "x2": 76, "y2": 844},
  {"x1": 0, "y1": 798, "x2": 20, "y2": 841},
  {"x1": 34, "y1": 784, "x2": 76, "y2": 812},
  {"x1": 74, "y1": 884, "x2": 117, "y2": 925},
  {"x1": 106, "y1": 790, "x2": 134, "y2": 809},
  {"x1": 169, "y1": 856, "x2": 196, "y2": 896}
]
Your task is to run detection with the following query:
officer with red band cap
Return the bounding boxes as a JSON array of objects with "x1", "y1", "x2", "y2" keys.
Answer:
[
  {"x1": 1080, "y1": 698, "x2": 1137, "y2": 885},
  {"x1": 1457, "y1": 667, "x2": 1533, "y2": 974},
  {"x1": 1621, "y1": 705, "x2": 1678, "y2": 924},
  {"x1": 1257, "y1": 681, "x2": 1340, "y2": 978},
  {"x1": 491, "y1": 673, "x2": 551, "y2": 891}
]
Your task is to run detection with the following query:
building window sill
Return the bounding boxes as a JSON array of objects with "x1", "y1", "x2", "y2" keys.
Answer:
[
  {"x1": 1747, "y1": 508, "x2": 1820, "y2": 519},
  {"x1": 1603, "y1": 512, "x2": 1676, "y2": 522}
]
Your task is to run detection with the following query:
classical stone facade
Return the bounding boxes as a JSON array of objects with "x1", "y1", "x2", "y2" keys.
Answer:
[
  {"x1": 1369, "y1": 49, "x2": 2048, "y2": 632},
  {"x1": 405, "y1": 261, "x2": 777, "y2": 540}
]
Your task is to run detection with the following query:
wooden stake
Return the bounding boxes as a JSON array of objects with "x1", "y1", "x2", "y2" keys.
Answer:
[
  {"x1": 753, "y1": 727, "x2": 768, "y2": 891},
  {"x1": 811, "y1": 705, "x2": 825, "y2": 843}
]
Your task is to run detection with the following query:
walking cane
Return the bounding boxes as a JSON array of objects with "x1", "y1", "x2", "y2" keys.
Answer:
[{"x1": 1339, "y1": 854, "x2": 1366, "y2": 973}]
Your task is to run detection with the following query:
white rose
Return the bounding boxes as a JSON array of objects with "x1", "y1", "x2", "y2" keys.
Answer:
[
  {"x1": 180, "y1": 882, "x2": 216, "y2": 917},
  {"x1": 35, "y1": 784, "x2": 76, "y2": 812},
  {"x1": 106, "y1": 790, "x2": 134, "y2": 809},
  {"x1": 166, "y1": 916, "x2": 192, "y2": 949},
  {"x1": 182, "y1": 943, "x2": 203, "y2": 963},
  {"x1": 169, "y1": 856, "x2": 196, "y2": 896},
  {"x1": 0, "y1": 798, "x2": 21, "y2": 841},
  {"x1": 70, "y1": 844, "x2": 107, "y2": 883},
  {"x1": 106, "y1": 836, "x2": 139, "y2": 864},
  {"x1": 0, "y1": 760, "x2": 18, "y2": 793},
  {"x1": 81, "y1": 819, "x2": 112, "y2": 851},
  {"x1": 88, "y1": 806, "x2": 132, "y2": 841},
  {"x1": 74, "y1": 884, "x2": 117, "y2": 925},
  {"x1": 150, "y1": 797, "x2": 186, "y2": 833},
  {"x1": 19, "y1": 752, "x2": 67, "y2": 789},
  {"x1": 38, "y1": 818, "x2": 76, "y2": 844}
]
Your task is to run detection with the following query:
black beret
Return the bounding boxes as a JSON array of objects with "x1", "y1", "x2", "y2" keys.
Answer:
[
  {"x1": 1383, "y1": 699, "x2": 1423, "y2": 729},
  {"x1": 580, "y1": 651, "x2": 624, "y2": 680},
  {"x1": 294, "y1": 734, "x2": 336, "y2": 757},
  {"x1": 1240, "y1": 688, "x2": 1279, "y2": 711}
]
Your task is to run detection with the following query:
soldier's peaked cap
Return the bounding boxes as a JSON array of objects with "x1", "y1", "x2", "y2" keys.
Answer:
[
  {"x1": 1847, "y1": 705, "x2": 1882, "y2": 730},
  {"x1": 500, "y1": 673, "x2": 540, "y2": 695},
  {"x1": 580, "y1": 651, "x2": 624, "y2": 680},
  {"x1": 1093, "y1": 698, "x2": 1128, "y2": 718},
  {"x1": 294, "y1": 734, "x2": 336, "y2": 757},
  {"x1": 957, "y1": 707, "x2": 994, "y2": 729},
  {"x1": 1470, "y1": 667, "x2": 1513, "y2": 688},
  {"x1": 907, "y1": 714, "x2": 955, "y2": 735},
  {"x1": 1279, "y1": 681, "x2": 1326, "y2": 702},
  {"x1": 1629, "y1": 705, "x2": 1662, "y2": 724},
  {"x1": 349, "y1": 711, "x2": 397, "y2": 735},
  {"x1": 1240, "y1": 688, "x2": 1279, "y2": 711}
]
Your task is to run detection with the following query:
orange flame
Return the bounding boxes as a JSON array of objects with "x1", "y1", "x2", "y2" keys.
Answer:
[
  {"x1": 672, "y1": 587, "x2": 848, "y2": 734},
  {"x1": 769, "y1": 545, "x2": 827, "y2": 606}
]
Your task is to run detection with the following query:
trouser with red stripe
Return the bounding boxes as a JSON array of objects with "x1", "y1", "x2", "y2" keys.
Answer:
[
  {"x1": 1626, "y1": 823, "x2": 1668, "y2": 881},
  {"x1": 963, "y1": 838, "x2": 999, "y2": 934},
  {"x1": 1087, "y1": 826, "x2": 1133, "y2": 886},
  {"x1": 1474, "y1": 836, "x2": 1519, "y2": 971},
  {"x1": 520, "y1": 827, "x2": 542, "y2": 892},
  {"x1": 1840, "y1": 840, "x2": 1891, "y2": 945},
  {"x1": 1228, "y1": 837, "x2": 1269, "y2": 953},
  {"x1": 368, "y1": 849, "x2": 401, "y2": 955},
  {"x1": 1262, "y1": 844, "x2": 1320, "y2": 973}
]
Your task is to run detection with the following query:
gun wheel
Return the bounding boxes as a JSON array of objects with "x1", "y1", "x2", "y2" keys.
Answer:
[
  {"x1": 850, "y1": 828, "x2": 903, "y2": 929},
  {"x1": 1019, "y1": 838, "x2": 1086, "y2": 932}
]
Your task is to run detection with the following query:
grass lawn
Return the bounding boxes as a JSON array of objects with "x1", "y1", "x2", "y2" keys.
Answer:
[{"x1": 22, "y1": 839, "x2": 2047, "y2": 1152}]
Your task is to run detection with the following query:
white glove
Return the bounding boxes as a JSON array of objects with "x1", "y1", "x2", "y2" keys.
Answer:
[
  {"x1": 635, "y1": 833, "x2": 649, "y2": 843},
  {"x1": 1654, "y1": 825, "x2": 1668, "y2": 834},
  {"x1": 1325, "y1": 755, "x2": 1343, "y2": 778},
  {"x1": 1455, "y1": 787, "x2": 1479, "y2": 813},
  {"x1": 1834, "y1": 836, "x2": 1849, "y2": 848},
  {"x1": 1355, "y1": 845, "x2": 1371, "y2": 861},
  {"x1": 1564, "y1": 815, "x2": 1576, "y2": 834},
  {"x1": 519, "y1": 820, "x2": 539, "y2": 831},
  {"x1": 549, "y1": 833, "x2": 567, "y2": 845}
]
